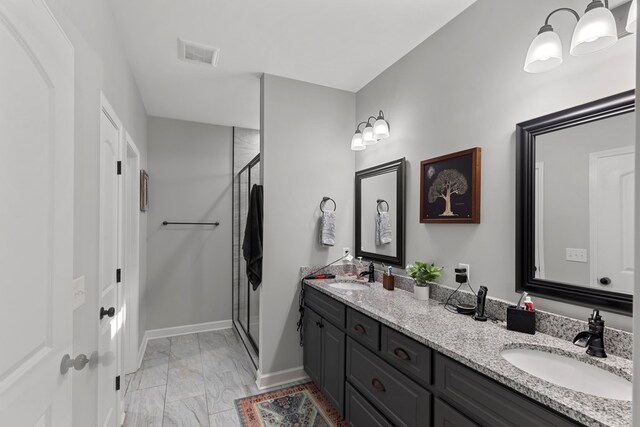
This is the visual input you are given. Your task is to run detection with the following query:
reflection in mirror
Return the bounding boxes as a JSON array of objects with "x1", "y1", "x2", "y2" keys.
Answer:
[
  {"x1": 516, "y1": 90, "x2": 634, "y2": 314},
  {"x1": 355, "y1": 158, "x2": 405, "y2": 266},
  {"x1": 535, "y1": 112, "x2": 635, "y2": 295},
  {"x1": 360, "y1": 174, "x2": 397, "y2": 257}
]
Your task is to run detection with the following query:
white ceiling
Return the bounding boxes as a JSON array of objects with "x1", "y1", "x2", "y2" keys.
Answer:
[{"x1": 110, "y1": 0, "x2": 476, "y2": 129}]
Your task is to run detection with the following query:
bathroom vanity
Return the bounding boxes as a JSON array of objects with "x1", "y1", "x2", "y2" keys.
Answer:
[{"x1": 302, "y1": 278, "x2": 632, "y2": 427}]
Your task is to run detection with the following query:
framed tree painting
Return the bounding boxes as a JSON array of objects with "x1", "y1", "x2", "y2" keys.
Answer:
[{"x1": 420, "y1": 147, "x2": 481, "y2": 223}]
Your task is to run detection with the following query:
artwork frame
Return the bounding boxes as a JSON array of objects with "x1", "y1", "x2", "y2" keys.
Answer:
[
  {"x1": 140, "y1": 170, "x2": 149, "y2": 212},
  {"x1": 420, "y1": 147, "x2": 481, "y2": 224}
]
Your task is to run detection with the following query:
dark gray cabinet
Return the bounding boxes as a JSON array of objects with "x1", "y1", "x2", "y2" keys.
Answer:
[
  {"x1": 434, "y1": 398, "x2": 478, "y2": 427},
  {"x1": 321, "y1": 319, "x2": 345, "y2": 413},
  {"x1": 346, "y1": 338, "x2": 431, "y2": 427},
  {"x1": 303, "y1": 285, "x2": 582, "y2": 427},
  {"x1": 345, "y1": 382, "x2": 393, "y2": 427},
  {"x1": 435, "y1": 353, "x2": 579, "y2": 427},
  {"x1": 303, "y1": 307, "x2": 322, "y2": 386},
  {"x1": 303, "y1": 305, "x2": 345, "y2": 415}
]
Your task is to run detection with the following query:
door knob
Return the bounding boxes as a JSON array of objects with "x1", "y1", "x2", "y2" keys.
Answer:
[
  {"x1": 100, "y1": 306, "x2": 115, "y2": 319},
  {"x1": 599, "y1": 277, "x2": 612, "y2": 285},
  {"x1": 60, "y1": 353, "x2": 89, "y2": 374}
]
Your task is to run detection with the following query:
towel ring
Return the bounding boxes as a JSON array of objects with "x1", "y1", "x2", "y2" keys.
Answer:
[
  {"x1": 320, "y1": 197, "x2": 337, "y2": 213},
  {"x1": 377, "y1": 199, "x2": 389, "y2": 214}
]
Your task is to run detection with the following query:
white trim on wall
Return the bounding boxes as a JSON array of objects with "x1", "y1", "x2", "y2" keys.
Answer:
[
  {"x1": 255, "y1": 366, "x2": 309, "y2": 390},
  {"x1": 136, "y1": 319, "x2": 233, "y2": 369}
]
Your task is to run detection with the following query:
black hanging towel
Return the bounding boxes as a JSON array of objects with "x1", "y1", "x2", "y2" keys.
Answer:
[{"x1": 243, "y1": 184, "x2": 263, "y2": 290}]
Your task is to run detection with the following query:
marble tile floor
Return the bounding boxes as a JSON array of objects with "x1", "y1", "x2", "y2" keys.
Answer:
[{"x1": 123, "y1": 328, "x2": 259, "y2": 427}]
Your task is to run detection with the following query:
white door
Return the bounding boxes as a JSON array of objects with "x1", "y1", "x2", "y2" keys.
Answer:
[
  {"x1": 590, "y1": 146, "x2": 635, "y2": 293},
  {"x1": 0, "y1": 0, "x2": 74, "y2": 426},
  {"x1": 99, "y1": 95, "x2": 123, "y2": 427}
]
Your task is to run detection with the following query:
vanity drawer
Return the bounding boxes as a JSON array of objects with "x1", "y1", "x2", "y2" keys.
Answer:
[
  {"x1": 345, "y1": 382, "x2": 393, "y2": 427},
  {"x1": 380, "y1": 326, "x2": 432, "y2": 388},
  {"x1": 435, "y1": 353, "x2": 579, "y2": 427},
  {"x1": 305, "y1": 286, "x2": 345, "y2": 329},
  {"x1": 347, "y1": 307, "x2": 380, "y2": 350},
  {"x1": 434, "y1": 398, "x2": 478, "y2": 427},
  {"x1": 347, "y1": 338, "x2": 431, "y2": 427}
]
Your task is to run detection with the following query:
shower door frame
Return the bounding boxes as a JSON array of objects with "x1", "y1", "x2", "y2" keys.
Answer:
[{"x1": 233, "y1": 153, "x2": 261, "y2": 357}]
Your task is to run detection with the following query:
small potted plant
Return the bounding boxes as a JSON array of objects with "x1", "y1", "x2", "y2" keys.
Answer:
[{"x1": 406, "y1": 261, "x2": 443, "y2": 301}]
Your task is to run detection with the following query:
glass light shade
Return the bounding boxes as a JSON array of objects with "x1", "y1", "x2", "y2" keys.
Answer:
[
  {"x1": 524, "y1": 30, "x2": 563, "y2": 73},
  {"x1": 350, "y1": 132, "x2": 366, "y2": 151},
  {"x1": 373, "y1": 117, "x2": 390, "y2": 139},
  {"x1": 570, "y1": 6, "x2": 618, "y2": 56},
  {"x1": 362, "y1": 124, "x2": 377, "y2": 145},
  {"x1": 627, "y1": 0, "x2": 637, "y2": 33}
]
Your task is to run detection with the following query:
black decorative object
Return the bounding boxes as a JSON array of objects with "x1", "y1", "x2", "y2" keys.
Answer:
[
  {"x1": 516, "y1": 89, "x2": 634, "y2": 315},
  {"x1": 506, "y1": 307, "x2": 536, "y2": 335}
]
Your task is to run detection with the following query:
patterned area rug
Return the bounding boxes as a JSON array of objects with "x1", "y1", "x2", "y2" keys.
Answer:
[{"x1": 235, "y1": 382, "x2": 347, "y2": 427}]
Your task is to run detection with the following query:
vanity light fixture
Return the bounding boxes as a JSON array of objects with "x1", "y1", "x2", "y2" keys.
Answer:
[
  {"x1": 350, "y1": 110, "x2": 391, "y2": 151},
  {"x1": 627, "y1": 0, "x2": 637, "y2": 33},
  {"x1": 524, "y1": 0, "x2": 622, "y2": 73}
]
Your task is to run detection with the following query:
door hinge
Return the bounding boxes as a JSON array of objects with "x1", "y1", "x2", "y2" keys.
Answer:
[
  {"x1": 117, "y1": 161, "x2": 122, "y2": 175},
  {"x1": 115, "y1": 375, "x2": 121, "y2": 391},
  {"x1": 116, "y1": 268, "x2": 122, "y2": 283}
]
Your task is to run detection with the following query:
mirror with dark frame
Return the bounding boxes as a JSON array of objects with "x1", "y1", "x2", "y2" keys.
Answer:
[
  {"x1": 355, "y1": 158, "x2": 406, "y2": 267},
  {"x1": 516, "y1": 90, "x2": 635, "y2": 314}
]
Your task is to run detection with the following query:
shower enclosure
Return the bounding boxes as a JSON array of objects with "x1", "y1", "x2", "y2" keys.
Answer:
[{"x1": 233, "y1": 153, "x2": 261, "y2": 366}]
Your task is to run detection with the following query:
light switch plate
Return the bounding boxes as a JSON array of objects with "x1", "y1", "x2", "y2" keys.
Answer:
[
  {"x1": 73, "y1": 276, "x2": 85, "y2": 310},
  {"x1": 566, "y1": 248, "x2": 588, "y2": 263}
]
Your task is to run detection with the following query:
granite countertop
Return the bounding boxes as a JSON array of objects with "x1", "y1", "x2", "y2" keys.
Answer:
[{"x1": 304, "y1": 276, "x2": 632, "y2": 427}]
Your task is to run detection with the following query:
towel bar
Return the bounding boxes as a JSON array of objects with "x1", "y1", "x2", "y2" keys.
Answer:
[{"x1": 162, "y1": 221, "x2": 220, "y2": 226}]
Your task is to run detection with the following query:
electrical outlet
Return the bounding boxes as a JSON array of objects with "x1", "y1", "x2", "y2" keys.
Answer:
[
  {"x1": 343, "y1": 247, "x2": 351, "y2": 256},
  {"x1": 73, "y1": 276, "x2": 85, "y2": 310},
  {"x1": 458, "y1": 263, "x2": 470, "y2": 282},
  {"x1": 566, "y1": 248, "x2": 588, "y2": 263}
]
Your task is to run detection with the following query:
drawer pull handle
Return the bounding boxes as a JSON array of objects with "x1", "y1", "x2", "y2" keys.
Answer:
[
  {"x1": 394, "y1": 348, "x2": 411, "y2": 361},
  {"x1": 371, "y1": 378, "x2": 386, "y2": 392},
  {"x1": 354, "y1": 324, "x2": 366, "y2": 334}
]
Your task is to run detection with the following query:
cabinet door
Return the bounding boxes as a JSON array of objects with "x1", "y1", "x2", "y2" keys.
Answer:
[
  {"x1": 345, "y1": 383, "x2": 393, "y2": 427},
  {"x1": 434, "y1": 398, "x2": 478, "y2": 427},
  {"x1": 303, "y1": 307, "x2": 322, "y2": 386},
  {"x1": 321, "y1": 319, "x2": 346, "y2": 415}
]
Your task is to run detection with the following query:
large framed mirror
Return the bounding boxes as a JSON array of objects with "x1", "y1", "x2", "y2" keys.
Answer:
[
  {"x1": 516, "y1": 90, "x2": 635, "y2": 314},
  {"x1": 356, "y1": 158, "x2": 406, "y2": 266}
]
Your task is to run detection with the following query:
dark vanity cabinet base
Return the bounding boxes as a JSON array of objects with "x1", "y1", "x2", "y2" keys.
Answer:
[{"x1": 302, "y1": 285, "x2": 582, "y2": 427}]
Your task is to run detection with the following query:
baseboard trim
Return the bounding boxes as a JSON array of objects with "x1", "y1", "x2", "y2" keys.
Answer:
[
  {"x1": 256, "y1": 366, "x2": 309, "y2": 390},
  {"x1": 137, "y1": 319, "x2": 232, "y2": 369}
]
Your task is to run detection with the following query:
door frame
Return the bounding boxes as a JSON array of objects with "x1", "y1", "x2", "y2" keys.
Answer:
[
  {"x1": 122, "y1": 132, "x2": 141, "y2": 375},
  {"x1": 99, "y1": 92, "x2": 125, "y2": 426},
  {"x1": 589, "y1": 145, "x2": 635, "y2": 288}
]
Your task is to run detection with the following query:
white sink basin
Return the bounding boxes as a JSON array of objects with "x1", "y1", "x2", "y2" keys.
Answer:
[
  {"x1": 501, "y1": 348, "x2": 632, "y2": 401},
  {"x1": 328, "y1": 282, "x2": 370, "y2": 291}
]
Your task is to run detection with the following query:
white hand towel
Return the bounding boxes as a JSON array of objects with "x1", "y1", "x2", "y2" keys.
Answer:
[
  {"x1": 376, "y1": 211, "x2": 392, "y2": 245},
  {"x1": 320, "y1": 211, "x2": 336, "y2": 246}
]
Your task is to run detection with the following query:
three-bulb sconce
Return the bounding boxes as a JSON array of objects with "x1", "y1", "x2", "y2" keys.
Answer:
[
  {"x1": 351, "y1": 110, "x2": 390, "y2": 151},
  {"x1": 524, "y1": 0, "x2": 637, "y2": 73}
]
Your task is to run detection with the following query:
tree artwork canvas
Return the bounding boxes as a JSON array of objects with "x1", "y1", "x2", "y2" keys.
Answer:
[{"x1": 420, "y1": 147, "x2": 481, "y2": 223}]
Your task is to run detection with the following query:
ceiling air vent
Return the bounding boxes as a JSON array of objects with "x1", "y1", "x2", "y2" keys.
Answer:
[{"x1": 177, "y1": 38, "x2": 220, "y2": 67}]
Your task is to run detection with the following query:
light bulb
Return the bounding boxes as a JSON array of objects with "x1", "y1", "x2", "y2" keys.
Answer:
[
  {"x1": 570, "y1": 2, "x2": 618, "y2": 56},
  {"x1": 627, "y1": 0, "x2": 637, "y2": 33},
  {"x1": 351, "y1": 131, "x2": 366, "y2": 151},
  {"x1": 362, "y1": 124, "x2": 377, "y2": 145},
  {"x1": 524, "y1": 27, "x2": 563, "y2": 73},
  {"x1": 373, "y1": 112, "x2": 390, "y2": 140}
]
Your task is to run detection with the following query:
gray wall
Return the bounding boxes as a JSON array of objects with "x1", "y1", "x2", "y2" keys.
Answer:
[
  {"x1": 536, "y1": 112, "x2": 635, "y2": 285},
  {"x1": 633, "y1": 27, "x2": 640, "y2": 425},
  {"x1": 146, "y1": 117, "x2": 233, "y2": 330},
  {"x1": 260, "y1": 74, "x2": 355, "y2": 375},
  {"x1": 355, "y1": 0, "x2": 635, "y2": 330},
  {"x1": 46, "y1": 1, "x2": 149, "y2": 426}
]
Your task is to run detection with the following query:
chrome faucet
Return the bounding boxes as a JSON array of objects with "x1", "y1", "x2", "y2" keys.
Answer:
[
  {"x1": 573, "y1": 309, "x2": 606, "y2": 358},
  {"x1": 358, "y1": 262, "x2": 376, "y2": 283}
]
